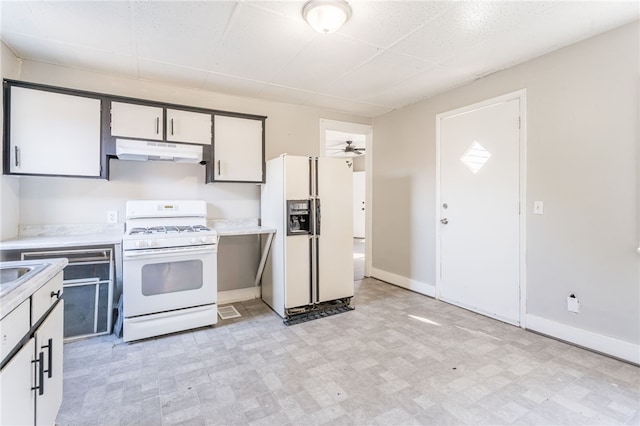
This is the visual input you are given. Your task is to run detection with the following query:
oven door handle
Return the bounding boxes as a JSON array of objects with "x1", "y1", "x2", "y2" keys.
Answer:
[{"x1": 123, "y1": 245, "x2": 217, "y2": 260}]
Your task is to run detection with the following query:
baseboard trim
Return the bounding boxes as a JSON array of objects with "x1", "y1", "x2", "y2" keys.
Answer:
[
  {"x1": 370, "y1": 267, "x2": 435, "y2": 297},
  {"x1": 526, "y1": 314, "x2": 640, "y2": 365},
  {"x1": 218, "y1": 287, "x2": 261, "y2": 305}
]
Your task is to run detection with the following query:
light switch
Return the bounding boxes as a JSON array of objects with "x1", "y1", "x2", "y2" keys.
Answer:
[{"x1": 533, "y1": 201, "x2": 544, "y2": 215}]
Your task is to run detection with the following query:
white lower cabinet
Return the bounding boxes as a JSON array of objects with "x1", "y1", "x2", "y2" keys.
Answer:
[
  {"x1": 35, "y1": 303, "x2": 64, "y2": 425},
  {"x1": 0, "y1": 338, "x2": 35, "y2": 425},
  {"x1": 0, "y1": 273, "x2": 64, "y2": 426}
]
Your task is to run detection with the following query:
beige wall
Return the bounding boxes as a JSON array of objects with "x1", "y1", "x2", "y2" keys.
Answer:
[
  {"x1": 0, "y1": 42, "x2": 21, "y2": 240},
  {"x1": 352, "y1": 154, "x2": 366, "y2": 172},
  {"x1": 372, "y1": 22, "x2": 639, "y2": 347},
  {"x1": 14, "y1": 60, "x2": 370, "y2": 226},
  {"x1": 3, "y1": 57, "x2": 371, "y2": 291}
]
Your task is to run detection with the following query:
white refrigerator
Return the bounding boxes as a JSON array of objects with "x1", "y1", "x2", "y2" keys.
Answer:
[{"x1": 261, "y1": 154, "x2": 354, "y2": 321}]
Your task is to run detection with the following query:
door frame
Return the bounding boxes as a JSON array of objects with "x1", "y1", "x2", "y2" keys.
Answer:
[
  {"x1": 319, "y1": 119, "x2": 373, "y2": 277},
  {"x1": 435, "y1": 90, "x2": 527, "y2": 327}
]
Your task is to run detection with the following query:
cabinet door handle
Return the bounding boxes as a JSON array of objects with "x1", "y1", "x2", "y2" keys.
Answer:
[
  {"x1": 171, "y1": 118, "x2": 174, "y2": 136},
  {"x1": 14, "y1": 146, "x2": 20, "y2": 167},
  {"x1": 42, "y1": 338, "x2": 53, "y2": 378},
  {"x1": 50, "y1": 290, "x2": 61, "y2": 299},
  {"x1": 156, "y1": 117, "x2": 160, "y2": 135},
  {"x1": 217, "y1": 160, "x2": 221, "y2": 176},
  {"x1": 31, "y1": 351, "x2": 45, "y2": 396}
]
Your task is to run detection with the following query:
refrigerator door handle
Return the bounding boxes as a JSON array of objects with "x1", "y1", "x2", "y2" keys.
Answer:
[
  {"x1": 309, "y1": 198, "x2": 315, "y2": 235},
  {"x1": 314, "y1": 157, "x2": 319, "y2": 197},
  {"x1": 315, "y1": 236, "x2": 320, "y2": 304},
  {"x1": 309, "y1": 235, "x2": 314, "y2": 305},
  {"x1": 315, "y1": 199, "x2": 321, "y2": 235},
  {"x1": 308, "y1": 157, "x2": 313, "y2": 196}
]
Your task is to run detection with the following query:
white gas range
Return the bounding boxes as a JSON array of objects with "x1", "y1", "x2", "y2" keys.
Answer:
[{"x1": 122, "y1": 200, "x2": 218, "y2": 342}]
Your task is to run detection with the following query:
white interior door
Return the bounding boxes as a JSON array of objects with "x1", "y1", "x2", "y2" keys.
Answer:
[
  {"x1": 438, "y1": 98, "x2": 521, "y2": 324},
  {"x1": 353, "y1": 171, "x2": 366, "y2": 238}
]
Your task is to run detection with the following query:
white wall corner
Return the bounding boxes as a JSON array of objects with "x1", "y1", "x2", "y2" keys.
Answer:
[
  {"x1": 526, "y1": 314, "x2": 640, "y2": 365},
  {"x1": 370, "y1": 267, "x2": 435, "y2": 297},
  {"x1": 218, "y1": 287, "x2": 261, "y2": 305}
]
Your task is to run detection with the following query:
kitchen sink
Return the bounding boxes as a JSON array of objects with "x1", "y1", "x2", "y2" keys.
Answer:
[{"x1": 0, "y1": 263, "x2": 48, "y2": 297}]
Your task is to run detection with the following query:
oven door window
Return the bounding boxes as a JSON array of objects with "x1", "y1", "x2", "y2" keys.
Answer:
[{"x1": 141, "y1": 260, "x2": 203, "y2": 296}]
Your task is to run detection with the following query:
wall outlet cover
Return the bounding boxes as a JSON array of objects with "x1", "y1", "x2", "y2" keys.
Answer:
[
  {"x1": 567, "y1": 295, "x2": 580, "y2": 313},
  {"x1": 533, "y1": 201, "x2": 544, "y2": 215},
  {"x1": 107, "y1": 210, "x2": 118, "y2": 224}
]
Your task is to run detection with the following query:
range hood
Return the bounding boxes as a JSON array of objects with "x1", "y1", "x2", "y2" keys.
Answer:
[{"x1": 115, "y1": 139, "x2": 203, "y2": 163}]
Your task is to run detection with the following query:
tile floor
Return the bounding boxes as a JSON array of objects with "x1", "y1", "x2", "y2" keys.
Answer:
[{"x1": 57, "y1": 279, "x2": 639, "y2": 425}]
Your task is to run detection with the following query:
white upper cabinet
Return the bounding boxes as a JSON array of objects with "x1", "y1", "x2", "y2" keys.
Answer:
[
  {"x1": 166, "y1": 109, "x2": 212, "y2": 145},
  {"x1": 8, "y1": 86, "x2": 101, "y2": 177},
  {"x1": 110, "y1": 102, "x2": 163, "y2": 141},
  {"x1": 213, "y1": 115, "x2": 264, "y2": 182}
]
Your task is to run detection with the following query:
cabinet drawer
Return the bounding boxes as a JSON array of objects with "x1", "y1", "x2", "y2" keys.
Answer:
[
  {"x1": 0, "y1": 300, "x2": 30, "y2": 362},
  {"x1": 32, "y1": 272, "x2": 63, "y2": 323}
]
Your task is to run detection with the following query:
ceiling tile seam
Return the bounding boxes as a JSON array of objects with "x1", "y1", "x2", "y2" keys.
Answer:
[
  {"x1": 259, "y1": 80, "x2": 392, "y2": 110},
  {"x1": 323, "y1": 49, "x2": 437, "y2": 93},
  {"x1": 377, "y1": 2, "x2": 456, "y2": 52},
  {"x1": 265, "y1": 33, "x2": 324, "y2": 89},
  {"x1": 206, "y1": 1, "x2": 244, "y2": 72},
  {"x1": 0, "y1": 30, "x2": 139, "y2": 62},
  {"x1": 397, "y1": 77, "x2": 482, "y2": 113},
  {"x1": 241, "y1": 1, "x2": 300, "y2": 22},
  {"x1": 15, "y1": 57, "x2": 143, "y2": 84},
  {"x1": 241, "y1": 1, "x2": 416, "y2": 88},
  {"x1": 316, "y1": 7, "x2": 449, "y2": 90},
  {"x1": 240, "y1": 1, "x2": 348, "y2": 87}
]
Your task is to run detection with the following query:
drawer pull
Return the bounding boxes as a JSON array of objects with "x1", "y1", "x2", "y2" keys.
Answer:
[
  {"x1": 31, "y1": 351, "x2": 44, "y2": 396},
  {"x1": 42, "y1": 338, "x2": 53, "y2": 378},
  {"x1": 50, "y1": 290, "x2": 61, "y2": 299}
]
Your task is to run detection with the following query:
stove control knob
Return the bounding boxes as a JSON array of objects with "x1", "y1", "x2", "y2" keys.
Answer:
[
  {"x1": 201, "y1": 236, "x2": 209, "y2": 243},
  {"x1": 136, "y1": 240, "x2": 147, "y2": 248},
  {"x1": 190, "y1": 238, "x2": 199, "y2": 244},
  {"x1": 148, "y1": 240, "x2": 156, "y2": 247}
]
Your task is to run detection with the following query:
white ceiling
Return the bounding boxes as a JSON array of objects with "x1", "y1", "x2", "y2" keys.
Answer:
[{"x1": 1, "y1": 1, "x2": 638, "y2": 117}]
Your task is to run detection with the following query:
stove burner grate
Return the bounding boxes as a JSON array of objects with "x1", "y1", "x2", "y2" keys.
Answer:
[{"x1": 127, "y1": 225, "x2": 213, "y2": 236}]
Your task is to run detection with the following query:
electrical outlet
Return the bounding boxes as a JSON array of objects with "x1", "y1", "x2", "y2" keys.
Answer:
[
  {"x1": 533, "y1": 201, "x2": 544, "y2": 215},
  {"x1": 106, "y1": 210, "x2": 118, "y2": 224},
  {"x1": 567, "y1": 294, "x2": 580, "y2": 313}
]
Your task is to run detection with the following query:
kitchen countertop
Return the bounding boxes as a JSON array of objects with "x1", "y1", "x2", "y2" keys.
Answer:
[
  {"x1": 215, "y1": 226, "x2": 276, "y2": 236},
  {"x1": 0, "y1": 232, "x2": 124, "y2": 251},
  {"x1": 0, "y1": 220, "x2": 275, "y2": 250},
  {"x1": 1, "y1": 258, "x2": 68, "y2": 317}
]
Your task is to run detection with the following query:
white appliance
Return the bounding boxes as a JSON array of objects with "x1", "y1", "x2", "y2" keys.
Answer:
[
  {"x1": 116, "y1": 138, "x2": 203, "y2": 163},
  {"x1": 261, "y1": 155, "x2": 354, "y2": 323},
  {"x1": 122, "y1": 200, "x2": 217, "y2": 342}
]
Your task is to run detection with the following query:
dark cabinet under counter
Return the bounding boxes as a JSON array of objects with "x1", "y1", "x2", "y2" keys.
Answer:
[{"x1": 2, "y1": 247, "x2": 115, "y2": 340}]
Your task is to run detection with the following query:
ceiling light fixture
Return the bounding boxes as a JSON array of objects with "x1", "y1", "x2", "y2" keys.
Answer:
[{"x1": 302, "y1": 0, "x2": 352, "y2": 34}]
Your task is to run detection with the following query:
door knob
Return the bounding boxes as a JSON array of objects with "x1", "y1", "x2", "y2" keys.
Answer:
[{"x1": 440, "y1": 218, "x2": 448, "y2": 225}]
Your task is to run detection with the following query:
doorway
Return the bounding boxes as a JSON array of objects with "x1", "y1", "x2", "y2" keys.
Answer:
[
  {"x1": 320, "y1": 119, "x2": 372, "y2": 281},
  {"x1": 436, "y1": 91, "x2": 526, "y2": 326}
]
